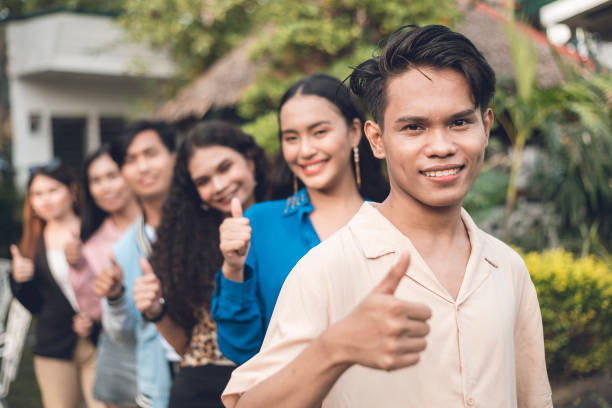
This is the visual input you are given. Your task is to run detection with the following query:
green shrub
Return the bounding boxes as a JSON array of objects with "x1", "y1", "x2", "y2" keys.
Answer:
[{"x1": 522, "y1": 249, "x2": 612, "y2": 378}]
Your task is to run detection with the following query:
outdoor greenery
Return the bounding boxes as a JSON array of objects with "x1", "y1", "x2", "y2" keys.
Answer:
[
  {"x1": 523, "y1": 249, "x2": 612, "y2": 378},
  {"x1": 1, "y1": 1, "x2": 611, "y2": 402}
]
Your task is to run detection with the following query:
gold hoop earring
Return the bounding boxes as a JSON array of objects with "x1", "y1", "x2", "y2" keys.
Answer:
[
  {"x1": 353, "y1": 146, "x2": 361, "y2": 189},
  {"x1": 293, "y1": 175, "x2": 299, "y2": 195}
]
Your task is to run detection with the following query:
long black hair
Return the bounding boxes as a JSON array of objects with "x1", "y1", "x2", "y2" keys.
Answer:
[
  {"x1": 150, "y1": 120, "x2": 269, "y2": 333},
  {"x1": 21, "y1": 161, "x2": 79, "y2": 259},
  {"x1": 80, "y1": 144, "x2": 115, "y2": 242},
  {"x1": 269, "y1": 73, "x2": 388, "y2": 201}
]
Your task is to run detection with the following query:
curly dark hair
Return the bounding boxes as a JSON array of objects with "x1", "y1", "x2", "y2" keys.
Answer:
[
  {"x1": 149, "y1": 120, "x2": 269, "y2": 333},
  {"x1": 268, "y1": 73, "x2": 388, "y2": 202}
]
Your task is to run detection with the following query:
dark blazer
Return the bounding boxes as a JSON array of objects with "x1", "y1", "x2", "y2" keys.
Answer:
[{"x1": 10, "y1": 238, "x2": 100, "y2": 359}]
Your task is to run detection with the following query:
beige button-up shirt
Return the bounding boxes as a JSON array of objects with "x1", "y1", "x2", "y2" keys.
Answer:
[{"x1": 223, "y1": 203, "x2": 552, "y2": 407}]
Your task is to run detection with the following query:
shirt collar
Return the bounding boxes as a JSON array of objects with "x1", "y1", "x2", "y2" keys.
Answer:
[
  {"x1": 282, "y1": 188, "x2": 314, "y2": 219},
  {"x1": 348, "y1": 202, "x2": 500, "y2": 304}
]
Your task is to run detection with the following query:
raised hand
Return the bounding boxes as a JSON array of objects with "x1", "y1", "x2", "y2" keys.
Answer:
[
  {"x1": 219, "y1": 197, "x2": 251, "y2": 281},
  {"x1": 133, "y1": 258, "x2": 163, "y2": 320},
  {"x1": 324, "y1": 253, "x2": 432, "y2": 371},
  {"x1": 94, "y1": 254, "x2": 124, "y2": 299},
  {"x1": 10, "y1": 244, "x2": 35, "y2": 283},
  {"x1": 64, "y1": 226, "x2": 83, "y2": 267},
  {"x1": 72, "y1": 313, "x2": 93, "y2": 338}
]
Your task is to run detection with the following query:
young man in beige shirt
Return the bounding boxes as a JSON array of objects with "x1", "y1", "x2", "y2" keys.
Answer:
[{"x1": 221, "y1": 25, "x2": 553, "y2": 407}]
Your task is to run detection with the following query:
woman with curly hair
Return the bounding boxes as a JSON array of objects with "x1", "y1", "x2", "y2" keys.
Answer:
[
  {"x1": 9, "y1": 161, "x2": 104, "y2": 408},
  {"x1": 80, "y1": 145, "x2": 140, "y2": 408},
  {"x1": 132, "y1": 120, "x2": 268, "y2": 407},
  {"x1": 212, "y1": 73, "x2": 389, "y2": 365}
]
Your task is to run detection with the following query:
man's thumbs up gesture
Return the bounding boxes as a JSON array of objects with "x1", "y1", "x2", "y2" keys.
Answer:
[
  {"x1": 219, "y1": 198, "x2": 251, "y2": 282},
  {"x1": 133, "y1": 258, "x2": 164, "y2": 321},
  {"x1": 323, "y1": 253, "x2": 432, "y2": 371},
  {"x1": 10, "y1": 244, "x2": 35, "y2": 283}
]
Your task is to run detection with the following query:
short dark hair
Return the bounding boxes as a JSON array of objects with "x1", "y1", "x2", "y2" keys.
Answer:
[
  {"x1": 110, "y1": 120, "x2": 176, "y2": 168},
  {"x1": 349, "y1": 25, "x2": 496, "y2": 125},
  {"x1": 270, "y1": 73, "x2": 389, "y2": 202}
]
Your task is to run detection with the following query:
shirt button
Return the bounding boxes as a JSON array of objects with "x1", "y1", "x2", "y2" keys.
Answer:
[{"x1": 466, "y1": 397, "x2": 475, "y2": 406}]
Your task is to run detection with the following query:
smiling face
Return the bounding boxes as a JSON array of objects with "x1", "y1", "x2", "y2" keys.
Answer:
[
  {"x1": 365, "y1": 66, "x2": 493, "y2": 209},
  {"x1": 120, "y1": 129, "x2": 176, "y2": 202},
  {"x1": 188, "y1": 145, "x2": 257, "y2": 214},
  {"x1": 29, "y1": 174, "x2": 75, "y2": 222},
  {"x1": 88, "y1": 153, "x2": 134, "y2": 214},
  {"x1": 280, "y1": 94, "x2": 361, "y2": 194}
]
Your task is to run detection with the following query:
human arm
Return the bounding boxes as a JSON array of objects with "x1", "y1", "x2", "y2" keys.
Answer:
[
  {"x1": 212, "y1": 199, "x2": 266, "y2": 363},
  {"x1": 226, "y1": 253, "x2": 431, "y2": 408},
  {"x1": 133, "y1": 258, "x2": 189, "y2": 355},
  {"x1": 9, "y1": 244, "x2": 43, "y2": 314},
  {"x1": 97, "y1": 252, "x2": 138, "y2": 344},
  {"x1": 514, "y1": 267, "x2": 553, "y2": 407}
]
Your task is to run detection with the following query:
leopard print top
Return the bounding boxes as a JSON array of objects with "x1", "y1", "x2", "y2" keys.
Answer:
[{"x1": 181, "y1": 307, "x2": 232, "y2": 367}]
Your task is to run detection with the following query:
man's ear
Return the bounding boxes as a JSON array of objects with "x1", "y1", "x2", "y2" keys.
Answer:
[
  {"x1": 482, "y1": 108, "x2": 494, "y2": 147},
  {"x1": 364, "y1": 120, "x2": 386, "y2": 159}
]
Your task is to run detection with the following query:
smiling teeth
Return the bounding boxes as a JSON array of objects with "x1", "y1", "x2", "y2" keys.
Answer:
[
  {"x1": 304, "y1": 163, "x2": 324, "y2": 171},
  {"x1": 424, "y1": 168, "x2": 460, "y2": 177}
]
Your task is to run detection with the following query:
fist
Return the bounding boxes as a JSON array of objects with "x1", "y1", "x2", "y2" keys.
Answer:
[
  {"x1": 94, "y1": 255, "x2": 123, "y2": 299},
  {"x1": 64, "y1": 227, "x2": 83, "y2": 267},
  {"x1": 10, "y1": 245, "x2": 35, "y2": 283},
  {"x1": 72, "y1": 313, "x2": 93, "y2": 338},
  {"x1": 219, "y1": 198, "x2": 251, "y2": 280},
  {"x1": 325, "y1": 253, "x2": 431, "y2": 371},
  {"x1": 133, "y1": 258, "x2": 163, "y2": 319}
]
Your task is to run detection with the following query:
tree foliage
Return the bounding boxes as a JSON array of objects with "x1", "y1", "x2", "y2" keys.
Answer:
[{"x1": 119, "y1": 0, "x2": 460, "y2": 148}]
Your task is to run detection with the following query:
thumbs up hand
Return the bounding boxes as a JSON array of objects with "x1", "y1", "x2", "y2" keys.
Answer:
[
  {"x1": 64, "y1": 226, "x2": 83, "y2": 267},
  {"x1": 219, "y1": 198, "x2": 251, "y2": 282},
  {"x1": 322, "y1": 253, "x2": 432, "y2": 371},
  {"x1": 10, "y1": 244, "x2": 35, "y2": 283},
  {"x1": 94, "y1": 254, "x2": 124, "y2": 299},
  {"x1": 133, "y1": 258, "x2": 164, "y2": 320}
]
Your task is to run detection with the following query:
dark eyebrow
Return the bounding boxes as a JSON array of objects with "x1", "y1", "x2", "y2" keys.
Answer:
[
  {"x1": 449, "y1": 109, "x2": 476, "y2": 120},
  {"x1": 394, "y1": 116, "x2": 429, "y2": 125},
  {"x1": 281, "y1": 121, "x2": 332, "y2": 135},
  {"x1": 216, "y1": 158, "x2": 232, "y2": 169},
  {"x1": 307, "y1": 121, "x2": 331, "y2": 131}
]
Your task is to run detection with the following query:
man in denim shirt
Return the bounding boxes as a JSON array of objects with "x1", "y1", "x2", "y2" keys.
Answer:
[{"x1": 95, "y1": 120, "x2": 178, "y2": 408}]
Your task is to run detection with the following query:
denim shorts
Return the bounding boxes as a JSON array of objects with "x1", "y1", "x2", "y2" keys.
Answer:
[{"x1": 93, "y1": 331, "x2": 138, "y2": 405}]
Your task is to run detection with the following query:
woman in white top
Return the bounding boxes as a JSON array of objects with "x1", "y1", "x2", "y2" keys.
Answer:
[{"x1": 10, "y1": 161, "x2": 104, "y2": 408}]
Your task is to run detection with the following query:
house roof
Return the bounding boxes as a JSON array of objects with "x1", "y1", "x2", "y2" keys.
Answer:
[
  {"x1": 457, "y1": 2, "x2": 589, "y2": 88},
  {"x1": 157, "y1": 1, "x2": 589, "y2": 123},
  {"x1": 155, "y1": 36, "x2": 260, "y2": 123}
]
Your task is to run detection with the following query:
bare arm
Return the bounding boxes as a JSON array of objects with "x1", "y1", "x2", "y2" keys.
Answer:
[
  {"x1": 154, "y1": 315, "x2": 189, "y2": 356},
  {"x1": 227, "y1": 253, "x2": 431, "y2": 408}
]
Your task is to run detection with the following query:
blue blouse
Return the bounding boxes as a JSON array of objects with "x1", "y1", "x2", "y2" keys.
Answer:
[{"x1": 211, "y1": 189, "x2": 320, "y2": 364}]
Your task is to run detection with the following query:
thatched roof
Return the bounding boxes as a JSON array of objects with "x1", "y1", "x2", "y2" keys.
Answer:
[
  {"x1": 457, "y1": 2, "x2": 586, "y2": 88},
  {"x1": 157, "y1": 2, "x2": 586, "y2": 123},
  {"x1": 155, "y1": 36, "x2": 261, "y2": 122}
]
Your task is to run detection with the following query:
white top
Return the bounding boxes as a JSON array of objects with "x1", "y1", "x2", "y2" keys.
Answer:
[{"x1": 46, "y1": 250, "x2": 80, "y2": 312}]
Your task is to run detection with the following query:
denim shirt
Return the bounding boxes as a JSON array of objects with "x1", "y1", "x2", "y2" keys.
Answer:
[
  {"x1": 105, "y1": 218, "x2": 172, "y2": 408},
  {"x1": 211, "y1": 189, "x2": 321, "y2": 364}
]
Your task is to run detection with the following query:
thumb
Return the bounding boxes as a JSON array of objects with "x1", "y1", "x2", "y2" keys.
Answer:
[
  {"x1": 10, "y1": 244, "x2": 21, "y2": 259},
  {"x1": 231, "y1": 197, "x2": 243, "y2": 218},
  {"x1": 372, "y1": 252, "x2": 410, "y2": 295},
  {"x1": 139, "y1": 258, "x2": 154, "y2": 276}
]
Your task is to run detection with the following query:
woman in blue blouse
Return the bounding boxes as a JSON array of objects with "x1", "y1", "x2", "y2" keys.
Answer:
[{"x1": 211, "y1": 74, "x2": 389, "y2": 364}]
